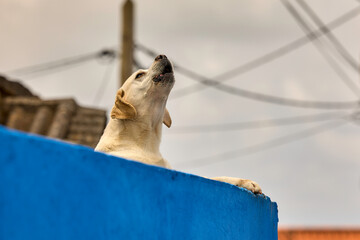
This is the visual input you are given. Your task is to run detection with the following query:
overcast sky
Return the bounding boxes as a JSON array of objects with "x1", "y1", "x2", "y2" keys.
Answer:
[{"x1": 1, "y1": 0, "x2": 360, "y2": 227}]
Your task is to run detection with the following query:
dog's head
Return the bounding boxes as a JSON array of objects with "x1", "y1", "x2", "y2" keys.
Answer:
[{"x1": 111, "y1": 55, "x2": 174, "y2": 128}]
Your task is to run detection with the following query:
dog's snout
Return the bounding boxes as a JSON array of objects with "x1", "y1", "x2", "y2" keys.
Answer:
[
  {"x1": 155, "y1": 55, "x2": 167, "y2": 61},
  {"x1": 151, "y1": 54, "x2": 174, "y2": 83}
]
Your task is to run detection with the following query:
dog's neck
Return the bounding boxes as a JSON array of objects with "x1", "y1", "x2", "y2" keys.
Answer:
[{"x1": 96, "y1": 117, "x2": 163, "y2": 160}]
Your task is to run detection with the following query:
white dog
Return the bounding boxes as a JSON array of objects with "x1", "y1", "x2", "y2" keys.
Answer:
[{"x1": 95, "y1": 55, "x2": 262, "y2": 194}]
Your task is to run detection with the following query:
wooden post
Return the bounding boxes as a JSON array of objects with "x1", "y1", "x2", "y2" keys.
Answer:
[{"x1": 120, "y1": 0, "x2": 134, "y2": 86}]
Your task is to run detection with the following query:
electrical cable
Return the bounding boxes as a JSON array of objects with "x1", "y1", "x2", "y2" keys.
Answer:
[
  {"x1": 167, "y1": 111, "x2": 348, "y2": 134},
  {"x1": 177, "y1": 119, "x2": 348, "y2": 169},
  {"x1": 5, "y1": 49, "x2": 116, "y2": 77},
  {"x1": 179, "y1": 63, "x2": 359, "y2": 109},
  {"x1": 137, "y1": 44, "x2": 359, "y2": 109},
  {"x1": 136, "y1": 6, "x2": 360, "y2": 99},
  {"x1": 281, "y1": 0, "x2": 360, "y2": 97},
  {"x1": 296, "y1": 0, "x2": 359, "y2": 73},
  {"x1": 137, "y1": 44, "x2": 360, "y2": 109},
  {"x1": 92, "y1": 58, "x2": 117, "y2": 105}
]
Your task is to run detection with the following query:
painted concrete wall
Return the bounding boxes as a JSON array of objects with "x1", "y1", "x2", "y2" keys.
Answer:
[{"x1": 0, "y1": 127, "x2": 278, "y2": 240}]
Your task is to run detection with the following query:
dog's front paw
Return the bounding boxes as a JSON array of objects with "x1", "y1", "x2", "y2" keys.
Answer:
[
  {"x1": 212, "y1": 177, "x2": 262, "y2": 194},
  {"x1": 239, "y1": 179, "x2": 262, "y2": 194}
]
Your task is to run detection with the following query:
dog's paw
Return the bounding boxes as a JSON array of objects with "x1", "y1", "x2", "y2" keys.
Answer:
[
  {"x1": 239, "y1": 179, "x2": 262, "y2": 194},
  {"x1": 212, "y1": 177, "x2": 262, "y2": 194}
]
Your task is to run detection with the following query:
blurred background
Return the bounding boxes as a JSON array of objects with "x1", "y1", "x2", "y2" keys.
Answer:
[{"x1": 1, "y1": 0, "x2": 360, "y2": 231}]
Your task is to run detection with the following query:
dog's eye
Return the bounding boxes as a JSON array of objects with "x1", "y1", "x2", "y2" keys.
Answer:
[{"x1": 135, "y1": 72, "x2": 145, "y2": 79}]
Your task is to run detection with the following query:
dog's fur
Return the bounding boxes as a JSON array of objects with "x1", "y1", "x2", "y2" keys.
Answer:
[{"x1": 95, "y1": 55, "x2": 262, "y2": 194}]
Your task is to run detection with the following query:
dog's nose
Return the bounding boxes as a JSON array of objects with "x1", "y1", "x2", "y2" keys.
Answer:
[{"x1": 155, "y1": 55, "x2": 167, "y2": 61}]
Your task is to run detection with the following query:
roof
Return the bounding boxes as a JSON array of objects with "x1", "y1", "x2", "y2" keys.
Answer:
[
  {"x1": 279, "y1": 228, "x2": 360, "y2": 240},
  {"x1": 0, "y1": 75, "x2": 107, "y2": 148}
]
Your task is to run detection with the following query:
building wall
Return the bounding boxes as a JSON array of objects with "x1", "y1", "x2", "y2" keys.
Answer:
[{"x1": 0, "y1": 127, "x2": 278, "y2": 240}]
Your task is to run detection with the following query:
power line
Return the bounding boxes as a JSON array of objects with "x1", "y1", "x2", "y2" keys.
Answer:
[
  {"x1": 349, "y1": 110, "x2": 360, "y2": 125},
  {"x1": 92, "y1": 58, "x2": 117, "y2": 105},
  {"x1": 5, "y1": 49, "x2": 116, "y2": 77},
  {"x1": 136, "y1": 5, "x2": 360, "y2": 99},
  {"x1": 296, "y1": 0, "x2": 359, "y2": 73},
  {"x1": 281, "y1": 0, "x2": 360, "y2": 97},
  {"x1": 11, "y1": 60, "x2": 94, "y2": 81},
  {"x1": 181, "y1": 63, "x2": 360, "y2": 109},
  {"x1": 137, "y1": 44, "x2": 360, "y2": 109},
  {"x1": 6, "y1": 53, "x2": 96, "y2": 75},
  {"x1": 177, "y1": 119, "x2": 348, "y2": 169},
  {"x1": 167, "y1": 111, "x2": 348, "y2": 134}
]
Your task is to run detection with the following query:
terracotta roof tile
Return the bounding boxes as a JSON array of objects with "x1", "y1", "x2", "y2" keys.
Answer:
[
  {"x1": 0, "y1": 75, "x2": 35, "y2": 97},
  {"x1": 279, "y1": 228, "x2": 360, "y2": 240},
  {"x1": 0, "y1": 75, "x2": 106, "y2": 148}
]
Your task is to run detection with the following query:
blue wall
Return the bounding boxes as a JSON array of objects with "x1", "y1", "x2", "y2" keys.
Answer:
[{"x1": 0, "y1": 127, "x2": 278, "y2": 240}]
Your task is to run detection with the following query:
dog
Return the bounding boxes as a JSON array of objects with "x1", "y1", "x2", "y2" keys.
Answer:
[{"x1": 95, "y1": 55, "x2": 262, "y2": 194}]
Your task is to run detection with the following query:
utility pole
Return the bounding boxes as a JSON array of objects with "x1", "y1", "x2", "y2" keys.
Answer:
[{"x1": 120, "y1": 0, "x2": 134, "y2": 86}]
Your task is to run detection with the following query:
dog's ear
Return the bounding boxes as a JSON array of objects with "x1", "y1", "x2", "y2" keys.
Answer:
[
  {"x1": 163, "y1": 108, "x2": 172, "y2": 128},
  {"x1": 110, "y1": 89, "x2": 137, "y2": 120}
]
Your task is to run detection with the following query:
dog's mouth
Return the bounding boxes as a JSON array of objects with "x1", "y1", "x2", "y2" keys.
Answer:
[
  {"x1": 153, "y1": 72, "x2": 173, "y2": 83},
  {"x1": 153, "y1": 61, "x2": 174, "y2": 83}
]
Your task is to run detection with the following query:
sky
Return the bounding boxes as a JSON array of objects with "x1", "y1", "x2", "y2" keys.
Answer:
[{"x1": 1, "y1": 0, "x2": 360, "y2": 227}]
